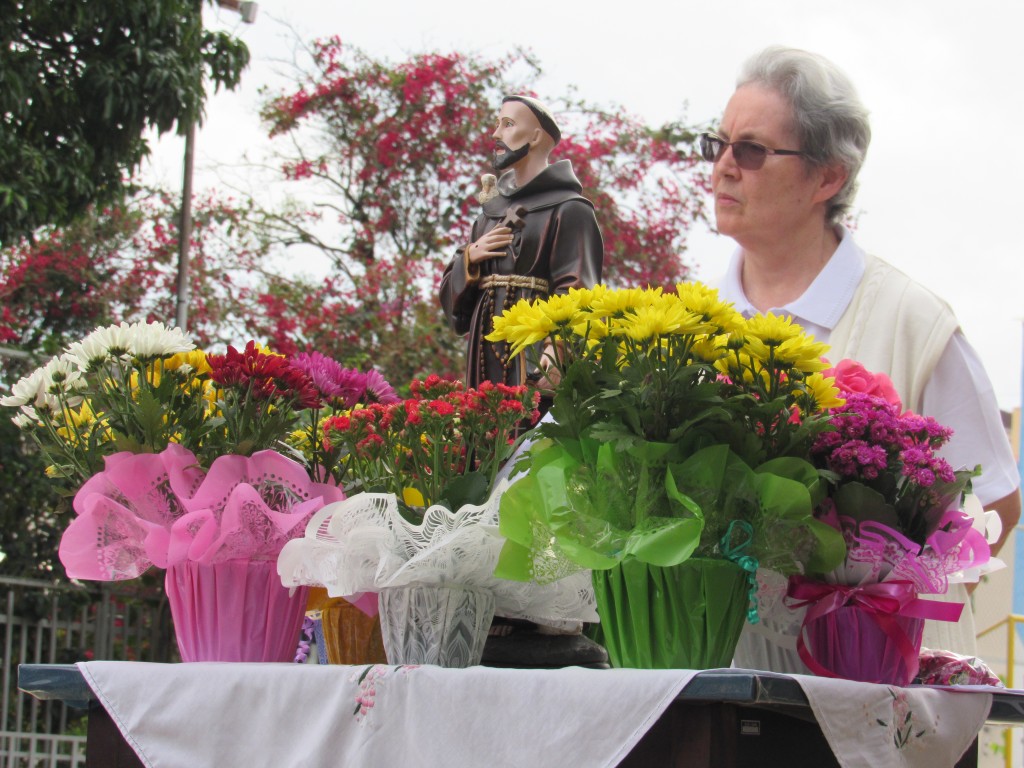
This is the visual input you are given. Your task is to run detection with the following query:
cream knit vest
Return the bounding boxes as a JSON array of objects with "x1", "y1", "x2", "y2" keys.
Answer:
[{"x1": 828, "y1": 253, "x2": 959, "y2": 414}]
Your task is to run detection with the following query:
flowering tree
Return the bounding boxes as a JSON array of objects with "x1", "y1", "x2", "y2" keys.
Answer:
[
  {"x1": 0, "y1": 191, "x2": 276, "y2": 385},
  {"x1": 251, "y1": 38, "x2": 711, "y2": 381}
]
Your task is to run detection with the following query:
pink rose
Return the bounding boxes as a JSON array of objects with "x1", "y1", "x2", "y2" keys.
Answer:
[{"x1": 825, "y1": 359, "x2": 903, "y2": 410}]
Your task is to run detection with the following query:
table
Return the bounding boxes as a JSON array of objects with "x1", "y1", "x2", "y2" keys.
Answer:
[{"x1": 20, "y1": 664, "x2": 1022, "y2": 768}]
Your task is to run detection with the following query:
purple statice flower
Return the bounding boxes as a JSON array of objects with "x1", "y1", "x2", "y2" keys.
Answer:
[
  {"x1": 826, "y1": 439, "x2": 888, "y2": 480},
  {"x1": 906, "y1": 466, "x2": 936, "y2": 487},
  {"x1": 899, "y1": 446, "x2": 927, "y2": 467},
  {"x1": 814, "y1": 385, "x2": 969, "y2": 543},
  {"x1": 900, "y1": 446, "x2": 956, "y2": 488}
]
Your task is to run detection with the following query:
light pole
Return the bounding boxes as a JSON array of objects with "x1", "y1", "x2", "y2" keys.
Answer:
[{"x1": 174, "y1": 0, "x2": 258, "y2": 331}]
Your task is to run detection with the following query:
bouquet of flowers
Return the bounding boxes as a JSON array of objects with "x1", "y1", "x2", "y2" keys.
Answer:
[
  {"x1": 276, "y1": 375, "x2": 599, "y2": 666},
  {"x1": 317, "y1": 374, "x2": 539, "y2": 512},
  {"x1": 785, "y1": 360, "x2": 992, "y2": 684},
  {"x1": 0, "y1": 321, "x2": 397, "y2": 581},
  {"x1": 2, "y1": 321, "x2": 398, "y2": 661},
  {"x1": 487, "y1": 283, "x2": 845, "y2": 580},
  {"x1": 484, "y1": 283, "x2": 847, "y2": 668}
]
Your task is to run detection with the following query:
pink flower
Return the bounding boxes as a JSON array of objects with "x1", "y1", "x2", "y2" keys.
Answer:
[{"x1": 827, "y1": 359, "x2": 902, "y2": 411}]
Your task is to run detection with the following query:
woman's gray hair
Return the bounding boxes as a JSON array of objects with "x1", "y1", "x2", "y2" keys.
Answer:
[{"x1": 738, "y1": 46, "x2": 871, "y2": 224}]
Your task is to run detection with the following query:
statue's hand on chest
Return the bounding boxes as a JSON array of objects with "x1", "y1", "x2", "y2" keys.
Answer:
[{"x1": 497, "y1": 205, "x2": 527, "y2": 264}]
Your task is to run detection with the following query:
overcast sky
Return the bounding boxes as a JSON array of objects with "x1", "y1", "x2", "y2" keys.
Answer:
[{"x1": 144, "y1": 0, "x2": 1024, "y2": 412}]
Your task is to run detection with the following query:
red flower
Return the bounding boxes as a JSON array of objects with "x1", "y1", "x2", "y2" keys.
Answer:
[{"x1": 428, "y1": 400, "x2": 456, "y2": 417}]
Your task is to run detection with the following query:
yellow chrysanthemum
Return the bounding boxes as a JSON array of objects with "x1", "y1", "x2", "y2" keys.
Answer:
[
  {"x1": 288, "y1": 428, "x2": 312, "y2": 448},
  {"x1": 486, "y1": 298, "x2": 538, "y2": 340},
  {"x1": 772, "y1": 336, "x2": 831, "y2": 373},
  {"x1": 165, "y1": 349, "x2": 211, "y2": 376},
  {"x1": 743, "y1": 313, "x2": 804, "y2": 347},
  {"x1": 742, "y1": 313, "x2": 828, "y2": 371},
  {"x1": 55, "y1": 400, "x2": 112, "y2": 446},
  {"x1": 714, "y1": 350, "x2": 762, "y2": 385},
  {"x1": 589, "y1": 286, "x2": 660, "y2": 319},
  {"x1": 620, "y1": 302, "x2": 710, "y2": 343},
  {"x1": 571, "y1": 316, "x2": 609, "y2": 341},
  {"x1": 674, "y1": 282, "x2": 743, "y2": 331},
  {"x1": 486, "y1": 298, "x2": 557, "y2": 356},
  {"x1": 539, "y1": 292, "x2": 585, "y2": 327},
  {"x1": 127, "y1": 369, "x2": 151, "y2": 392},
  {"x1": 689, "y1": 337, "x2": 728, "y2": 364},
  {"x1": 252, "y1": 341, "x2": 285, "y2": 358},
  {"x1": 801, "y1": 373, "x2": 845, "y2": 411},
  {"x1": 566, "y1": 284, "x2": 606, "y2": 311}
]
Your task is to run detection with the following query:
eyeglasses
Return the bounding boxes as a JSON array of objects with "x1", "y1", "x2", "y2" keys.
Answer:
[{"x1": 698, "y1": 131, "x2": 805, "y2": 171}]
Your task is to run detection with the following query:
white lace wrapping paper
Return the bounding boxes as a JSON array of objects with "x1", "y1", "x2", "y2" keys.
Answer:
[{"x1": 277, "y1": 480, "x2": 598, "y2": 625}]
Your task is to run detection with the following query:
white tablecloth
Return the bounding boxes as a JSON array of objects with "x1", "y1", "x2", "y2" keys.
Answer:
[
  {"x1": 794, "y1": 674, "x2": 991, "y2": 768},
  {"x1": 79, "y1": 662, "x2": 694, "y2": 768},
  {"x1": 78, "y1": 662, "x2": 993, "y2": 768}
]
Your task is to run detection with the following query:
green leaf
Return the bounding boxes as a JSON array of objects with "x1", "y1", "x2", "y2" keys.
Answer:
[
  {"x1": 441, "y1": 471, "x2": 489, "y2": 510},
  {"x1": 834, "y1": 482, "x2": 900, "y2": 531}
]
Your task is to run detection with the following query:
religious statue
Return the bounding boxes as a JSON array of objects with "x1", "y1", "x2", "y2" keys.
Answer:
[
  {"x1": 439, "y1": 95, "x2": 604, "y2": 392},
  {"x1": 438, "y1": 98, "x2": 609, "y2": 668}
]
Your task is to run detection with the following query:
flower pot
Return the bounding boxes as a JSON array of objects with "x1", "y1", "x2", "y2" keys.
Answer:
[
  {"x1": 321, "y1": 599, "x2": 388, "y2": 665},
  {"x1": 592, "y1": 558, "x2": 750, "y2": 669},
  {"x1": 800, "y1": 604, "x2": 925, "y2": 686},
  {"x1": 165, "y1": 559, "x2": 308, "y2": 662},
  {"x1": 378, "y1": 584, "x2": 495, "y2": 668}
]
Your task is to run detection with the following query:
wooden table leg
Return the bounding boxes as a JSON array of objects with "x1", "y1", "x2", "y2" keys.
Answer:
[
  {"x1": 87, "y1": 703, "x2": 146, "y2": 768},
  {"x1": 620, "y1": 701, "x2": 841, "y2": 767},
  {"x1": 954, "y1": 737, "x2": 978, "y2": 768}
]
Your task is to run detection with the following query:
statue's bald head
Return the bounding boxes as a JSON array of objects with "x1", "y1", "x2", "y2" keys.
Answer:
[{"x1": 501, "y1": 95, "x2": 561, "y2": 145}]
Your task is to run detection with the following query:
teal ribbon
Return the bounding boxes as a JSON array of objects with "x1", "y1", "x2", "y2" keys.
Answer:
[{"x1": 719, "y1": 520, "x2": 760, "y2": 625}]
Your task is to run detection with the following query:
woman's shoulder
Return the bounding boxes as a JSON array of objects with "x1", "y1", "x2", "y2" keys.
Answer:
[{"x1": 859, "y1": 253, "x2": 955, "y2": 319}]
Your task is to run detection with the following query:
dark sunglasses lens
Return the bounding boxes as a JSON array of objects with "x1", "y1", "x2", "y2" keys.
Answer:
[
  {"x1": 733, "y1": 141, "x2": 767, "y2": 170},
  {"x1": 699, "y1": 134, "x2": 719, "y2": 162}
]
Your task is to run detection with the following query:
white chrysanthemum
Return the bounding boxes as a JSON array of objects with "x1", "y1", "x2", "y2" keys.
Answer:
[
  {"x1": 66, "y1": 322, "x2": 135, "y2": 367},
  {"x1": 1, "y1": 363, "x2": 51, "y2": 407},
  {"x1": 18, "y1": 404, "x2": 41, "y2": 421},
  {"x1": 41, "y1": 354, "x2": 87, "y2": 397},
  {"x1": 126, "y1": 321, "x2": 195, "y2": 359},
  {"x1": 66, "y1": 330, "x2": 119, "y2": 369},
  {"x1": 12, "y1": 411, "x2": 36, "y2": 428}
]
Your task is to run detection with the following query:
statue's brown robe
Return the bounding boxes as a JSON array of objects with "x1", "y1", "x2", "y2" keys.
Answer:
[{"x1": 440, "y1": 160, "x2": 604, "y2": 388}]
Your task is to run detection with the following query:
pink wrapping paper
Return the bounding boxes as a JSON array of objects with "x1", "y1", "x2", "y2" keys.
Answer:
[
  {"x1": 800, "y1": 604, "x2": 925, "y2": 686},
  {"x1": 165, "y1": 559, "x2": 309, "y2": 662},
  {"x1": 788, "y1": 577, "x2": 964, "y2": 686},
  {"x1": 59, "y1": 444, "x2": 345, "y2": 580}
]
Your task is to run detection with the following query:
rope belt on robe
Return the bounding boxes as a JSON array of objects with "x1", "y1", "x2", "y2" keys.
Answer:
[
  {"x1": 477, "y1": 274, "x2": 551, "y2": 386},
  {"x1": 479, "y1": 275, "x2": 550, "y2": 293}
]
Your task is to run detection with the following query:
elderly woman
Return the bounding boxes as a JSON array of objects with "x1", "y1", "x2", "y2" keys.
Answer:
[{"x1": 703, "y1": 46, "x2": 1021, "y2": 671}]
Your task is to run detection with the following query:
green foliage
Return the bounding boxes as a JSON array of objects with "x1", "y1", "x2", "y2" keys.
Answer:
[
  {"x1": 0, "y1": 0, "x2": 250, "y2": 246},
  {"x1": 0, "y1": 415, "x2": 67, "y2": 578}
]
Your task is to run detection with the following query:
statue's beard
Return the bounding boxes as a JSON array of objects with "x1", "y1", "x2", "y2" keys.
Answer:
[{"x1": 492, "y1": 141, "x2": 530, "y2": 171}]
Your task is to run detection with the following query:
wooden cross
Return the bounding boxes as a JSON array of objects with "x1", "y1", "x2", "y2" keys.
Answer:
[{"x1": 499, "y1": 205, "x2": 528, "y2": 231}]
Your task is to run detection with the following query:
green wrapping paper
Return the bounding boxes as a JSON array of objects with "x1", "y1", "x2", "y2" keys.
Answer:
[{"x1": 592, "y1": 558, "x2": 750, "y2": 669}]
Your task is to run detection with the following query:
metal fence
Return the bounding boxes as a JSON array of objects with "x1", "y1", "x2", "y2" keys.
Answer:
[{"x1": 0, "y1": 576, "x2": 174, "y2": 768}]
